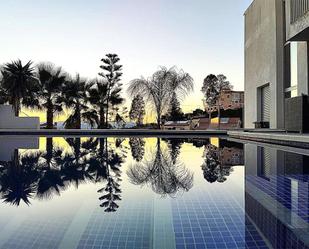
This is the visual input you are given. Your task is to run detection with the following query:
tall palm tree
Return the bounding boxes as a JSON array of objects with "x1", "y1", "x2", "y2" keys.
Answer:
[
  {"x1": 0, "y1": 60, "x2": 40, "y2": 116},
  {"x1": 37, "y1": 63, "x2": 67, "y2": 129},
  {"x1": 128, "y1": 67, "x2": 193, "y2": 129},
  {"x1": 88, "y1": 79, "x2": 124, "y2": 128},
  {"x1": 61, "y1": 74, "x2": 98, "y2": 129}
]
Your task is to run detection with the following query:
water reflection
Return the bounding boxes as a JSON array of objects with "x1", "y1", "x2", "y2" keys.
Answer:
[
  {"x1": 0, "y1": 137, "x2": 244, "y2": 208},
  {"x1": 245, "y1": 143, "x2": 309, "y2": 248},
  {"x1": 127, "y1": 138, "x2": 193, "y2": 197},
  {"x1": 202, "y1": 140, "x2": 244, "y2": 183}
]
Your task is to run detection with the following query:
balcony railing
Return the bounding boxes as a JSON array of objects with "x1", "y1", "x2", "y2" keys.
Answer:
[{"x1": 291, "y1": 0, "x2": 309, "y2": 23}]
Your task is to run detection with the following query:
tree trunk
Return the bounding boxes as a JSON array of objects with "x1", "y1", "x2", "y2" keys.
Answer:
[
  {"x1": 157, "y1": 116, "x2": 161, "y2": 129},
  {"x1": 76, "y1": 104, "x2": 81, "y2": 129},
  {"x1": 217, "y1": 105, "x2": 221, "y2": 130},
  {"x1": 46, "y1": 137, "x2": 53, "y2": 166},
  {"x1": 14, "y1": 98, "x2": 20, "y2": 117},
  {"x1": 46, "y1": 106, "x2": 54, "y2": 129},
  {"x1": 99, "y1": 107, "x2": 105, "y2": 129}
]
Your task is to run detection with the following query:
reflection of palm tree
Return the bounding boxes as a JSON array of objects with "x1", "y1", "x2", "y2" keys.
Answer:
[
  {"x1": 0, "y1": 150, "x2": 40, "y2": 206},
  {"x1": 61, "y1": 138, "x2": 91, "y2": 188},
  {"x1": 129, "y1": 137, "x2": 145, "y2": 162},
  {"x1": 201, "y1": 144, "x2": 233, "y2": 183},
  {"x1": 37, "y1": 138, "x2": 66, "y2": 200},
  {"x1": 127, "y1": 138, "x2": 193, "y2": 197}
]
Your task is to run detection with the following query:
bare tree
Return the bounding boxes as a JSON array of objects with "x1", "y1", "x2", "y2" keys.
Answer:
[{"x1": 128, "y1": 67, "x2": 193, "y2": 129}]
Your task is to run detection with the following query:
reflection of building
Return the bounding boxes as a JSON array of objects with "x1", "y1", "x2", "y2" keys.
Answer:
[
  {"x1": 203, "y1": 142, "x2": 244, "y2": 167},
  {"x1": 0, "y1": 137, "x2": 39, "y2": 161},
  {"x1": 245, "y1": 143, "x2": 309, "y2": 248},
  {"x1": 220, "y1": 147, "x2": 244, "y2": 166},
  {"x1": 244, "y1": 0, "x2": 309, "y2": 129}
]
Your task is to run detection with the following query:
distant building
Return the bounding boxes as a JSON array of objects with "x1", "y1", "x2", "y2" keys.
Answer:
[
  {"x1": 162, "y1": 121, "x2": 191, "y2": 130},
  {"x1": 204, "y1": 90, "x2": 244, "y2": 113},
  {"x1": 244, "y1": 0, "x2": 309, "y2": 129}
]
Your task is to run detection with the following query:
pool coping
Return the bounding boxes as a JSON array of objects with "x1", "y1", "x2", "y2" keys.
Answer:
[{"x1": 228, "y1": 131, "x2": 309, "y2": 149}]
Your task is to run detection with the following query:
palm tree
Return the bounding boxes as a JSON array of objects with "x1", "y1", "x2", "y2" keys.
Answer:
[
  {"x1": 0, "y1": 60, "x2": 39, "y2": 116},
  {"x1": 88, "y1": 79, "x2": 124, "y2": 128},
  {"x1": 128, "y1": 67, "x2": 193, "y2": 129},
  {"x1": 37, "y1": 63, "x2": 67, "y2": 129},
  {"x1": 61, "y1": 74, "x2": 98, "y2": 129}
]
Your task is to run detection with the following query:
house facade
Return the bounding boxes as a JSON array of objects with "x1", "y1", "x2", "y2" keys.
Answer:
[
  {"x1": 244, "y1": 0, "x2": 309, "y2": 129},
  {"x1": 204, "y1": 90, "x2": 244, "y2": 113}
]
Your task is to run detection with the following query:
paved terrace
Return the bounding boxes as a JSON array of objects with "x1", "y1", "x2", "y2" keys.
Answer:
[
  {"x1": 0, "y1": 129, "x2": 228, "y2": 137},
  {"x1": 228, "y1": 131, "x2": 309, "y2": 149}
]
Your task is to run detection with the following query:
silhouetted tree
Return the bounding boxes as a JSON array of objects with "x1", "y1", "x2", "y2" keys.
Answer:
[
  {"x1": 61, "y1": 74, "x2": 98, "y2": 129},
  {"x1": 0, "y1": 60, "x2": 39, "y2": 116},
  {"x1": 128, "y1": 67, "x2": 193, "y2": 129},
  {"x1": 88, "y1": 79, "x2": 124, "y2": 128},
  {"x1": 129, "y1": 95, "x2": 145, "y2": 126},
  {"x1": 37, "y1": 63, "x2": 67, "y2": 129},
  {"x1": 167, "y1": 92, "x2": 184, "y2": 121},
  {"x1": 99, "y1": 54, "x2": 123, "y2": 128}
]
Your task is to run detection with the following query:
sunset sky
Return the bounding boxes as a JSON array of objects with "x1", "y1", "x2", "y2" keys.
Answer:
[{"x1": 0, "y1": 0, "x2": 252, "y2": 122}]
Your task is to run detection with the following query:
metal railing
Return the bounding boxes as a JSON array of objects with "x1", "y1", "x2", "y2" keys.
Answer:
[{"x1": 291, "y1": 0, "x2": 309, "y2": 23}]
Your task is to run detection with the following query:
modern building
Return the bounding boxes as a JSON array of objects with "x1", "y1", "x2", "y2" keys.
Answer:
[{"x1": 244, "y1": 0, "x2": 309, "y2": 129}]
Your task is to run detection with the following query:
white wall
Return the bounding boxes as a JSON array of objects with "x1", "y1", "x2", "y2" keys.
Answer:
[{"x1": 0, "y1": 105, "x2": 40, "y2": 129}]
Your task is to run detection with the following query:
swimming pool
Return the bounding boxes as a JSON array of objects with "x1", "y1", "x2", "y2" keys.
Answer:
[{"x1": 0, "y1": 136, "x2": 308, "y2": 249}]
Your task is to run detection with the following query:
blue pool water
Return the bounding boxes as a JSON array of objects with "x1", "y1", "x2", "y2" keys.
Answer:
[{"x1": 0, "y1": 136, "x2": 308, "y2": 249}]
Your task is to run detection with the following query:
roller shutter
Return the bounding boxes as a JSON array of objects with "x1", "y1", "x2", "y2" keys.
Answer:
[{"x1": 261, "y1": 85, "x2": 270, "y2": 122}]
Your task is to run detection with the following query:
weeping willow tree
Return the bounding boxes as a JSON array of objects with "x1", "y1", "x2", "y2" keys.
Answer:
[
  {"x1": 127, "y1": 138, "x2": 193, "y2": 197},
  {"x1": 128, "y1": 67, "x2": 193, "y2": 129}
]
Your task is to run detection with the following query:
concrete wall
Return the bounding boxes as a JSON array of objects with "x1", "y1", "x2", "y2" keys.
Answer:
[
  {"x1": 285, "y1": 0, "x2": 309, "y2": 41},
  {"x1": 244, "y1": 0, "x2": 285, "y2": 129},
  {"x1": 297, "y1": 42, "x2": 309, "y2": 95},
  {"x1": 0, "y1": 105, "x2": 40, "y2": 129}
]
